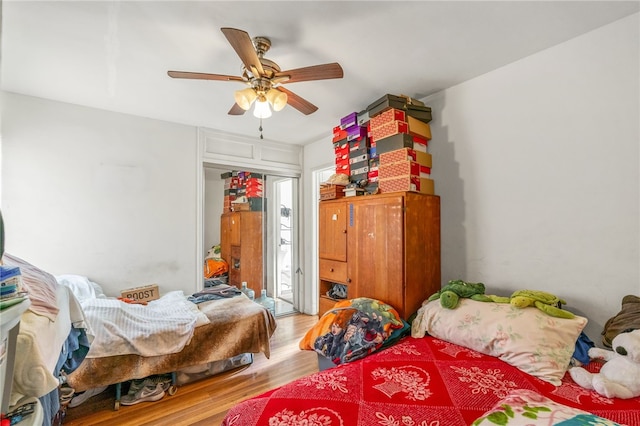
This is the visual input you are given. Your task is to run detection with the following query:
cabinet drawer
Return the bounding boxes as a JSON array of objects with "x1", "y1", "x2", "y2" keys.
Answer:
[
  {"x1": 319, "y1": 259, "x2": 347, "y2": 283},
  {"x1": 318, "y1": 296, "x2": 338, "y2": 318}
]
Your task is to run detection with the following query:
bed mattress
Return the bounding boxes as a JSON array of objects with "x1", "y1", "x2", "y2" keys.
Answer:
[
  {"x1": 222, "y1": 335, "x2": 640, "y2": 425},
  {"x1": 66, "y1": 295, "x2": 276, "y2": 392}
]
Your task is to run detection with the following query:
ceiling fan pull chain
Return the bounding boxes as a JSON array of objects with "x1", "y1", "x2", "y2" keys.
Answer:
[{"x1": 259, "y1": 118, "x2": 264, "y2": 139}]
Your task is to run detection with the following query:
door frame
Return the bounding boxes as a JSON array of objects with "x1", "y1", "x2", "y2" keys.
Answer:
[{"x1": 196, "y1": 129, "x2": 302, "y2": 307}]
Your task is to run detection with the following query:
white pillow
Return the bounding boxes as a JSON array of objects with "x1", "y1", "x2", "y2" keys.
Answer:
[
  {"x1": 56, "y1": 274, "x2": 105, "y2": 303},
  {"x1": 412, "y1": 299, "x2": 587, "y2": 385}
]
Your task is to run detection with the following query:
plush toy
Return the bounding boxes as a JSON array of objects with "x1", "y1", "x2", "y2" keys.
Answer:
[
  {"x1": 506, "y1": 289, "x2": 575, "y2": 319},
  {"x1": 428, "y1": 280, "x2": 493, "y2": 309},
  {"x1": 205, "y1": 245, "x2": 222, "y2": 260},
  {"x1": 569, "y1": 329, "x2": 640, "y2": 399}
]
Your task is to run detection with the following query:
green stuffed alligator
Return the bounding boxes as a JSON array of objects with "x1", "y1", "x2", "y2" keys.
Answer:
[
  {"x1": 505, "y1": 289, "x2": 575, "y2": 319},
  {"x1": 428, "y1": 280, "x2": 494, "y2": 309}
]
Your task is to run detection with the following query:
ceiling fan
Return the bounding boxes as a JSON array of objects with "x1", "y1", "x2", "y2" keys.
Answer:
[{"x1": 167, "y1": 27, "x2": 344, "y2": 118}]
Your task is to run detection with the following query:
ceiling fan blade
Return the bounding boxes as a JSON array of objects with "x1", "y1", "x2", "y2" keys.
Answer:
[
  {"x1": 274, "y1": 63, "x2": 343, "y2": 84},
  {"x1": 276, "y1": 87, "x2": 318, "y2": 115},
  {"x1": 220, "y1": 27, "x2": 265, "y2": 78},
  {"x1": 167, "y1": 70, "x2": 245, "y2": 82},
  {"x1": 228, "y1": 103, "x2": 247, "y2": 115}
]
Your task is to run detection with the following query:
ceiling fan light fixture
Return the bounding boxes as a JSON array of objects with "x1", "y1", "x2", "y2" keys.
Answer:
[
  {"x1": 253, "y1": 96, "x2": 272, "y2": 119},
  {"x1": 234, "y1": 87, "x2": 257, "y2": 110},
  {"x1": 265, "y1": 89, "x2": 288, "y2": 112}
]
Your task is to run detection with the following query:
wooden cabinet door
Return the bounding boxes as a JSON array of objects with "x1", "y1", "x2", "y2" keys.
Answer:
[
  {"x1": 403, "y1": 193, "x2": 441, "y2": 319},
  {"x1": 347, "y1": 195, "x2": 405, "y2": 315},
  {"x1": 220, "y1": 213, "x2": 231, "y2": 265},
  {"x1": 241, "y1": 212, "x2": 263, "y2": 296},
  {"x1": 229, "y1": 212, "x2": 241, "y2": 246},
  {"x1": 318, "y1": 200, "x2": 347, "y2": 262}
]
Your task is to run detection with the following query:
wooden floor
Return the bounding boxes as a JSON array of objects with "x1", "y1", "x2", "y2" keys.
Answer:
[{"x1": 63, "y1": 313, "x2": 319, "y2": 426}]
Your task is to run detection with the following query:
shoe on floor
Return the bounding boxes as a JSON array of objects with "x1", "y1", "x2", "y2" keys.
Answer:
[
  {"x1": 120, "y1": 383, "x2": 165, "y2": 406},
  {"x1": 68, "y1": 386, "x2": 108, "y2": 408},
  {"x1": 127, "y1": 374, "x2": 171, "y2": 396}
]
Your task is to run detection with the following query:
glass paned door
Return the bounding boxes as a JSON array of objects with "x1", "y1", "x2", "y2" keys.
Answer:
[{"x1": 276, "y1": 179, "x2": 293, "y2": 304}]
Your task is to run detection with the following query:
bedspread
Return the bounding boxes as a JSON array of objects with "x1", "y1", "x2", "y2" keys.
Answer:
[
  {"x1": 81, "y1": 291, "x2": 209, "y2": 358},
  {"x1": 66, "y1": 295, "x2": 276, "y2": 392},
  {"x1": 222, "y1": 336, "x2": 640, "y2": 425}
]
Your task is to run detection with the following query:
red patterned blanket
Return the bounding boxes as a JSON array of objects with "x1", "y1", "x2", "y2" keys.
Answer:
[{"x1": 222, "y1": 336, "x2": 640, "y2": 425}]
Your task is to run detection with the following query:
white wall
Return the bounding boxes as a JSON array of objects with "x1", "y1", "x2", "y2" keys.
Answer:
[
  {"x1": 203, "y1": 166, "x2": 226, "y2": 252},
  {"x1": 429, "y1": 14, "x2": 639, "y2": 341},
  {"x1": 1, "y1": 93, "x2": 199, "y2": 297},
  {"x1": 301, "y1": 137, "x2": 335, "y2": 315},
  {"x1": 302, "y1": 14, "x2": 639, "y2": 341}
]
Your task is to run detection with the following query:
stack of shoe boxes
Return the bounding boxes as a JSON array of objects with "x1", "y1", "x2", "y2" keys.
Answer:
[
  {"x1": 330, "y1": 94, "x2": 432, "y2": 196},
  {"x1": 367, "y1": 94, "x2": 434, "y2": 194},
  {"x1": 340, "y1": 112, "x2": 370, "y2": 185},
  {"x1": 222, "y1": 171, "x2": 239, "y2": 213},
  {"x1": 243, "y1": 172, "x2": 265, "y2": 211},
  {"x1": 330, "y1": 112, "x2": 378, "y2": 195},
  {"x1": 222, "y1": 171, "x2": 266, "y2": 212}
]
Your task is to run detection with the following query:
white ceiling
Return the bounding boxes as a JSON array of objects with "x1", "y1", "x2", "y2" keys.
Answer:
[{"x1": 2, "y1": 1, "x2": 638, "y2": 145}]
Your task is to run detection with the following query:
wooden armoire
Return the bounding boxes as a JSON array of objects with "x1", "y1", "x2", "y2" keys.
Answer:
[
  {"x1": 318, "y1": 192, "x2": 440, "y2": 320},
  {"x1": 220, "y1": 211, "x2": 263, "y2": 296}
]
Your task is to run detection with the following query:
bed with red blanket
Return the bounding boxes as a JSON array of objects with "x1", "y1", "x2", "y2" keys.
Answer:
[
  {"x1": 222, "y1": 298, "x2": 640, "y2": 425},
  {"x1": 222, "y1": 335, "x2": 640, "y2": 425}
]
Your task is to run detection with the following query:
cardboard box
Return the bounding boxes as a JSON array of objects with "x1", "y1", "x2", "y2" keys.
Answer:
[
  {"x1": 349, "y1": 159, "x2": 369, "y2": 176},
  {"x1": 332, "y1": 125, "x2": 347, "y2": 143},
  {"x1": 349, "y1": 145, "x2": 368, "y2": 157},
  {"x1": 375, "y1": 133, "x2": 412, "y2": 153},
  {"x1": 223, "y1": 177, "x2": 239, "y2": 190},
  {"x1": 413, "y1": 139, "x2": 428, "y2": 153},
  {"x1": 336, "y1": 163, "x2": 350, "y2": 174},
  {"x1": 379, "y1": 148, "x2": 432, "y2": 168},
  {"x1": 320, "y1": 184, "x2": 346, "y2": 200},
  {"x1": 379, "y1": 176, "x2": 434, "y2": 194},
  {"x1": 340, "y1": 112, "x2": 358, "y2": 129},
  {"x1": 334, "y1": 142, "x2": 349, "y2": 156},
  {"x1": 379, "y1": 160, "x2": 431, "y2": 180},
  {"x1": 370, "y1": 120, "x2": 409, "y2": 143},
  {"x1": 367, "y1": 93, "x2": 432, "y2": 123},
  {"x1": 246, "y1": 189, "x2": 263, "y2": 198},
  {"x1": 350, "y1": 165, "x2": 369, "y2": 176},
  {"x1": 406, "y1": 116, "x2": 432, "y2": 140},
  {"x1": 367, "y1": 94, "x2": 408, "y2": 117},
  {"x1": 406, "y1": 104, "x2": 432, "y2": 123},
  {"x1": 336, "y1": 157, "x2": 350, "y2": 168},
  {"x1": 346, "y1": 125, "x2": 367, "y2": 142},
  {"x1": 248, "y1": 197, "x2": 265, "y2": 211},
  {"x1": 370, "y1": 108, "x2": 406, "y2": 129},
  {"x1": 220, "y1": 171, "x2": 238, "y2": 179},
  {"x1": 348, "y1": 138, "x2": 370, "y2": 151},
  {"x1": 357, "y1": 110, "x2": 370, "y2": 126},
  {"x1": 349, "y1": 153, "x2": 369, "y2": 164},
  {"x1": 232, "y1": 202, "x2": 250, "y2": 211},
  {"x1": 245, "y1": 177, "x2": 263, "y2": 186},
  {"x1": 121, "y1": 284, "x2": 160, "y2": 302},
  {"x1": 369, "y1": 145, "x2": 378, "y2": 158}
]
